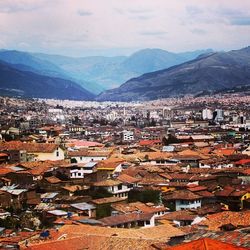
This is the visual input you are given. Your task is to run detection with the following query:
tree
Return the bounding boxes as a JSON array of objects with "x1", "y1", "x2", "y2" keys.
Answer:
[
  {"x1": 128, "y1": 189, "x2": 160, "y2": 204},
  {"x1": 89, "y1": 187, "x2": 112, "y2": 199}
]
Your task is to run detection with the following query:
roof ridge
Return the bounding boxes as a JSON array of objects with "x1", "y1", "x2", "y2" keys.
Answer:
[{"x1": 203, "y1": 238, "x2": 209, "y2": 250}]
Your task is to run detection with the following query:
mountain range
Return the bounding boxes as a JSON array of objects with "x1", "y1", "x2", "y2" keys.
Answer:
[
  {"x1": 33, "y1": 48, "x2": 212, "y2": 91},
  {"x1": 97, "y1": 47, "x2": 250, "y2": 101},
  {"x1": 0, "y1": 60, "x2": 94, "y2": 100},
  {"x1": 0, "y1": 48, "x2": 211, "y2": 96},
  {"x1": 1, "y1": 47, "x2": 250, "y2": 101}
]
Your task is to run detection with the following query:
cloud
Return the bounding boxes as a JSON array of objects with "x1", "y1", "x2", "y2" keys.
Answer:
[
  {"x1": 191, "y1": 29, "x2": 207, "y2": 35},
  {"x1": 230, "y1": 17, "x2": 250, "y2": 26},
  {"x1": 0, "y1": 0, "x2": 52, "y2": 13},
  {"x1": 77, "y1": 10, "x2": 93, "y2": 16},
  {"x1": 0, "y1": 0, "x2": 250, "y2": 56},
  {"x1": 140, "y1": 31, "x2": 167, "y2": 36},
  {"x1": 216, "y1": 8, "x2": 250, "y2": 26},
  {"x1": 115, "y1": 7, "x2": 154, "y2": 20},
  {"x1": 186, "y1": 5, "x2": 204, "y2": 16}
]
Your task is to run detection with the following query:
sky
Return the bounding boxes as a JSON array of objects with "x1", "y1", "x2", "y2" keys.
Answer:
[{"x1": 0, "y1": 0, "x2": 250, "y2": 57}]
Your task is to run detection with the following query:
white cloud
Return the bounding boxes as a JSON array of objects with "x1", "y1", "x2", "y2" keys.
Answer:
[{"x1": 0, "y1": 0, "x2": 249, "y2": 56}]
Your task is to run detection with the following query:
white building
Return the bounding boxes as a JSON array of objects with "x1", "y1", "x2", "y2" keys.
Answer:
[
  {"x1": 202, "y1": 108, "x2": 213, "y2": 120},
  {"x1": 68, "y1": 150, "x2": 109, "y2": 164},
  {"x1": 163, "y1": 190, "x2": 202, "y2": 211},
  {"x1": 122, "y1": 130, "x2": 134, "y2": 141},
  {"x1": 93, "y1": 179, "x2": 133, "y2": 198}
]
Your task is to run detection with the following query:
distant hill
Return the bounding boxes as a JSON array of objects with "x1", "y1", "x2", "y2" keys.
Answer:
[
  {"x1": 0, "y1": 60, "x2": 94, "y2": 100},
  {"x1": 0, "y1": 50, "x2": 103, "y2": 95},
  {"x1": 33, "y1": 48, "x2": 212, "y2": 90},
  {"x1": 96, "y1": 47, "x2": 250, "y2": 101}
]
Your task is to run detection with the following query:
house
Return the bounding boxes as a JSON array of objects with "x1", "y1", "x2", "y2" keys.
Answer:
[
  {"x1": 93, "y1": 179, "x2": 132, "y2": 198},
  {"x1": 58, "y1": 162, "x2": 97, "y2": 179},
  {"x1": 68, "y1": 150, "x2": 110, "y2": 164},
  {"x1": 96, "y1": 158, "x2": 126, "y2": 180},
  {"x1": 111, "y1": 201, "x2": 168, "y2": 218},
  {"x1": 0, "y1": 190, "x2": 12, "y2": 208},
  {"x1": 66, "y1": 140, "x2": 104, "y2": 149},
  {"x1": 122, "y1": 130, "x2": 134, "y2": 142},
  {"x1": 70, "y1": 202, "x2": 96, "y2": 218},
  {"x1": 214, "y1": 186, "x2": 250, "y2": 210},
  {"x1": 99, "y1": 212, "x2": 155, "y2": 228},
  {"x1": 0, "y1": 141, "x2": 65, "y2": 161},
  {"x1": 156, "y1": 210, "x2": 202, "y2": 227},
  {"x1": 41, "y1": 192, "x2": 59, "y2": 203},
  {"x1": 198, "y1": 210, "x2": 250, "y2": 231},
  {"x1": 163, "y1": 190, "x2": 202, "y2": 211},
  {"x1": 0, "y1": 186, "x2": 28, "y2": 210}
]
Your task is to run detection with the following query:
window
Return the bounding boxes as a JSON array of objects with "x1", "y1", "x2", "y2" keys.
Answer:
[
  {"x1": 56, "y1": 151, "x2": 59, "y2": 157},
  {"x1": 118, "y1": 184, "x2": 122, "y2": 190},
  {"x1": 145, "y1": 220, "x2": 150, "y2": 225},
  {"x1": 78, "y1": 173, "x2": 81, "y2": 176}
]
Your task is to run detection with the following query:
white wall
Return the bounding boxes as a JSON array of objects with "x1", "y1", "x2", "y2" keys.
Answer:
[
  {"x1": 33, "y1": 147, "x2": 64, "y2": 161},
  {"x1": 71, "y1": 156, "x2": 107, "y2": 163},
  {"x1": 176, "y1": 199, "x2": 201, "y2": 211}
]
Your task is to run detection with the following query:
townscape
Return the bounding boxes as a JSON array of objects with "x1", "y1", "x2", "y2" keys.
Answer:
[{"x1": 0, "y1": 94, "x2": 249, "y2": 249}]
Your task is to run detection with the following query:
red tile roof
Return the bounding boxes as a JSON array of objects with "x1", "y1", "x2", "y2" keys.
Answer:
[
  {"x1": 235, "y1": 159, "x2": 250, "y2": 165},
  {"x1": 0, "y1": 141, "x2": 60, "y2": 153},
  {"x1": 163, "y1": 190, "x2": 201, "y2": 201},
  {"x1": 139, "y1": 140, "x2": 161, "y2": 146},
  {"x1": 164, "y1": 238, "x2": 248, "y2": 250},
  {"x1": 99, "y1": 212, "x2": 154, "y2": 226},
  {"x1": 199, "y1": 210, "x2": 250, "y2": 230},
  {"x1": 117, "y1": 173, "x2": 139, "y2": 184}
]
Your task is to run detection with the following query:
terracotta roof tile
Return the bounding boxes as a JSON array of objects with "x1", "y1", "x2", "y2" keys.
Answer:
[{"x1": 164, "y1": 238, "x2": 248, "y2": 250}]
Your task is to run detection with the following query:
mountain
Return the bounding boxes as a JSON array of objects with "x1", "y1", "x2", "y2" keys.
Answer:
[
  {"x1": 33, "y1": 49, "x2": 211, "y2": 90},
  {"x1": 96, "y1": 47, "x2": 250, "y2": 101},
  {"x1": 0, "y1": 60, "x2": 94, "y2": 100},
  {"x1": 0, "y1": 50, "x2": 103, "y2": 95}
]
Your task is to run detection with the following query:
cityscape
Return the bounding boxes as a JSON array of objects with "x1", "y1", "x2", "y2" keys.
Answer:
[{"x1": 0, "y1": 0, "x2": 250, "y2": 249}]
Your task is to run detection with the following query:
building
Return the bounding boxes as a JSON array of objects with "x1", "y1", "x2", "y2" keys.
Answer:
[
  {"x1": 163, "y1": 190, "x2": 202, "y2": 211},
  {"x1": 122, "y1": 130, "x2": 134, "y2": 142}
]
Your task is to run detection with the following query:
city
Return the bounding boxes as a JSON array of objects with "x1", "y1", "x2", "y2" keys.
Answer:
[
  {"x1": 1, "y1": 0, "x2": 250, "y2": 249},
  {"x1": 0, "y1": 93, "x2": 249, "y2": 249}
]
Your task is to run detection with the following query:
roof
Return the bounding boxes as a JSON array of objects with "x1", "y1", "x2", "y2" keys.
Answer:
[
  {"x1": 112, "y1": 202, "x2": 167, "y2": 214},
  {"x1": 41, "y1": 192, "x2": 59, "y2": 199},
  {"x1": 146, "y1": 152, "x2": 173, "y2": 161},
  {"x1": 0, "y1": 141, "x2": 61, "y2": 153},
  {"x1": 235, "y1": 159, "x2": 250, "y2": 165},
  {"x1": 68, "y1": 140, "x2": 104, "y2": 148},
  {"x1": 23, "y1": 223, "x2": 186, "y2": 250},
  {"x1": 93, "y1": 179, "x2": 122, "y2": 187},
  {"x1": 92, "y1": 196, "x2": 127, "y2": 205},
  {"x1": 164, "y1": 238, "x2": 248, "y2": 250},
  {"x1": 158, "y1": 210, "x2": 197, "y2": 221},
  {"x1": 62, "y1": 185, "x2": 86, "y2": 193},
  {"x1": 117, "y1": 173, "x2": 139, "y2": 183},
  {"x1": 70, "y1": 202, "x2": 96, "y2": 211},
  {"x1": 45, "y1": 176, "x2": 62, "y2": 184},
  {"x1": 1, "y1": 188, "x2": 27, "y2": 195},
  {"x1": 47, "y1": 210, "x2": 68, "y2": 216},
  {"x1": 68, "y1": 149, "x2": 110, "y2": 157},
  {"x1": 163, "y1": 190, "x2": 201, "y2": 201},
  {"x1": 199, "y1": 210, "x2": 250, "y2": 230},
  {"x1": 0, "y1": 153, "x2": 8, "y2": 157},
  {"x1": 97, "y1": 158, "x2": 125, "y2": 170},
  {"x1": 139, "y1": 140, "x2": 161, "y2": 146},
  {"x1": 213, "y1": 148, "x2": 236, "y2": 157},
  {"x1": 99, "y1": 213, "x2": 154, "y2": 226}
]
